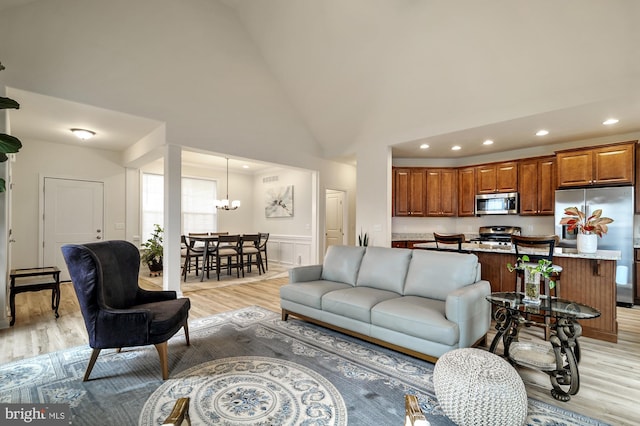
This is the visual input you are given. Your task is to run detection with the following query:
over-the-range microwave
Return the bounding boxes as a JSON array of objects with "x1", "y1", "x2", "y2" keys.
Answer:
[{"x1": 475, "y1": 192, "x2": 519, "y2": 215}]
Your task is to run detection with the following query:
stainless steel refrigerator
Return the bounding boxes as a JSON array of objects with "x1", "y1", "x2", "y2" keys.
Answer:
[{"x1": 554, "y1": 187, "x2": 634, "y2": 306}]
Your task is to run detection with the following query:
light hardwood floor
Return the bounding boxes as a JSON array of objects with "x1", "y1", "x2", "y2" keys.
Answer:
[{"x1": 1, "y1": 277, "x2": 639, "y2": 425}]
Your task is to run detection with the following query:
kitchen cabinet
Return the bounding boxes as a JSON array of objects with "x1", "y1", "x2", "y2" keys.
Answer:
[
  {"x1": 519, "y1": 156, "x2": 555, "y2": 215},
  {"x1": 393, "y1": 168, "x2": 426, "y2": 216},
  {"x1": 635, "y1": 143, "x2": 640, "y2": 213},
  {"x1": 635, "y1": 249, "x2": 640, "y2": 304},
  {"x1": 556, "y1": 141, "x2": 635, "y2": 188},
  {"x1": 426, "y1": 168, "x2": 456, "y2": 216},
  {"x1": 457, "y1": 167, "x2": 476, "y2": 216},
  {"x1": 476, "y1": 161, "x2": 518, "y2": 194}
]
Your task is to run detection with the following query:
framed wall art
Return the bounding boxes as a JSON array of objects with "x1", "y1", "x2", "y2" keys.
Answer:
[{"x1": 265, "y1": 185, "x2": 294, "y2": 218}]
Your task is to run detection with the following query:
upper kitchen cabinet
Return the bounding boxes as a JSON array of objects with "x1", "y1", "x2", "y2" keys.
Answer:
[
  {"x1": 426, "y1": 168, "x2": 457, "y2": 216},
  {"x1": 457, "y1": 167, "x2": 476, "y2": 216},
  {"x1": 393, "y1": 167, "x2": 426, "y2": 216},
  {"x1": 556, "y1": 141, "x2": 635, "y2": 188},
  {"x1": 519, "y1": 156, "x2": 556, "y2": 215},
  {"x1": 476, "y1": 161, "x2": 518, "y2": 194}
]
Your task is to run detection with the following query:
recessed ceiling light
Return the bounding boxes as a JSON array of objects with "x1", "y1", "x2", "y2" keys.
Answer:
[
  {"x1": 483, "y1": 140, "x2": 494, "y2": 145},
  {"x1": 242, "y1": 165, "x2": 249, "y2": 169},
  {"x1": 419, "y1": 144, "x2": 429, "y2": 149},
  {"x1": 536, "y1": 130, "x2": 549, "y2": 136},
  {"x1": 451, "y1": 145, "x2": 461, "y2": 151},
  {"x1": 70, "y1": 128, "x2": 96, "y2": 140},
  {"x1": 603, "y1": 118, "x2": 619, "y2": 125}
]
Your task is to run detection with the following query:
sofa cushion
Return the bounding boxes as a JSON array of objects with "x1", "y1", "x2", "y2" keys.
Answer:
[
  {"x1": 280, "y1": 280, "x2": 352, "y2": 310},
  {"x1": 403, "y1": 250, "x2": 479, "y2": 301},
  {"x1": 371, "y1": 296, "x2": 459, "y2": 346},
  {"x1": 321, "y1": 245, "x2": 366, "y2": 286},
  {"x1": 322, "y1": 287, "x2": 400, "y2": 323},
  {"x1": 355, "y1": 247, "x2": 412, "y2": 294}
]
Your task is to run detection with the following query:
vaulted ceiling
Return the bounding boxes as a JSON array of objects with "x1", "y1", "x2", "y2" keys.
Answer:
[{"x1": 1, "y1": 0, "x2": 639, "y2": 163}]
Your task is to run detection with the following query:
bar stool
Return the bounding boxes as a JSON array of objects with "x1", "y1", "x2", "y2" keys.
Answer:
[
  {"x1": 511, "y1": 235, "x2": 563, "y2": 340},
  {"x1": 433, "y1": 233, "x2": 466, "y2": 252}
]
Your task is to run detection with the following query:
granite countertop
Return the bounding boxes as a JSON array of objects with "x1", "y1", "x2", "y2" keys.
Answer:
[
  {"x1": 412, "y1": 242, "x2": 621, "y2": 261},
  {"x1": 392, "y1": 233, "x2": 479, "y2": 241}
]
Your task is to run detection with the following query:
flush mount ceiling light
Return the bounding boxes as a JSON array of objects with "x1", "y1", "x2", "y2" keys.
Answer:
[
  {"x1": 603, "y1": 118, "x2": 619, "y2": 125},
  {"x1": 70, "y1": 128, "x2": 96, "y2": 140},
  {"x1": 536, "y1": 129, "x2": 549, "y2": 136},
  {"x1": 451, "y1": 145, "x2": 461, "y2": 151},
  {"x1": 419, "y1": 144, "x2": 429, "y2": 149},
  {"x1": 213, "y1": 157, "x2": 240, "y2": 210},
  {"x1": 483, "y1": 140, "x2": 494, "y2": 145}
]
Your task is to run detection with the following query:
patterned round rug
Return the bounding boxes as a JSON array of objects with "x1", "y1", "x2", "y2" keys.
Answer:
[{"x1": 139, "y1": 356, "x2": 347, "y2": 425}]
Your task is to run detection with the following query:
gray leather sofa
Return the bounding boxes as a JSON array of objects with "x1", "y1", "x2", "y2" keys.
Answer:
[{"x1": 280, "y1": 245, "x2": 491, "y2": 362}]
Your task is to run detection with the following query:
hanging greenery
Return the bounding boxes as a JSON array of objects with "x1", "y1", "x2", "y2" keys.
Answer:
[{"x1": 0, "y1": 61, "x2": 23, "y2": 192}]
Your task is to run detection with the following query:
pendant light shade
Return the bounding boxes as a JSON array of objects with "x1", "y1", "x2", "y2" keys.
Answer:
[{"x1": 214, "y1": 157, "x2": 240, "y2": 210}]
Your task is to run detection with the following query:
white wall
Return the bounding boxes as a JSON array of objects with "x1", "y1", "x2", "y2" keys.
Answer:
[
  {"x1": 11, "y1": 138, "x2": 127, "y2": 269},
  {"x1": 253, "y1": 168, "x2": 313, "y2": 236}
]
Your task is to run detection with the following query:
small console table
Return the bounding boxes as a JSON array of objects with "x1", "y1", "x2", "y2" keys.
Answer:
[
  {"x1": 486, "y1": 292, "x2": 600, "y2": 401},
  {"x1": 9, "y1": 267, "x2": 61, "y2": 326}
]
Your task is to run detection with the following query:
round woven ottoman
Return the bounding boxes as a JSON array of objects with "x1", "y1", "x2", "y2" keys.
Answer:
[{"x1": 433, "y1": 348, "x2": 527, "y2": 426}]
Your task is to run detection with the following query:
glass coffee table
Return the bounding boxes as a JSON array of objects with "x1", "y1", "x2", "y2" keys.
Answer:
[{"x1": 486, "y1": 292, "x2": 600, "y2": 401}]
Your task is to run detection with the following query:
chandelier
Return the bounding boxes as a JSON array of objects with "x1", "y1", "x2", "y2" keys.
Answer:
[{"x1": 214, "y1": 157, "x2": 240, "y2": 210}]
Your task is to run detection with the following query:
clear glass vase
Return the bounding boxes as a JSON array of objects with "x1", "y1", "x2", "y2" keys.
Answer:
[{"x1": 523, "y1": 269, "x2": 541, "y2": 305}]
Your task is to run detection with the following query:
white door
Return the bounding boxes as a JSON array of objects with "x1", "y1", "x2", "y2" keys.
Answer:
[
  {"x1": 43, "y1": 178, "x2": 104, "y2": 281},
  {"x1": 325, "y1": 190, "x2": 345, "y2": 250}
]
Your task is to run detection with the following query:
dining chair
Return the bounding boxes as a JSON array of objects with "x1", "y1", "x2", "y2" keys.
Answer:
[
  {"x1": 258, "y1": 232, "x2": 269, "y2": 272},
  {"x1": 433, "y1": 233, "x2": 466, "y2": 252},
  {"x1": 241, "y1": 234, "x2": 263, "y2": 275},
  {"x1": 181, "y1": 235, "x2": 204, "y2": 281},
  {"x1": 213, "y1": 235, "x2": 243, "y2": 280}
]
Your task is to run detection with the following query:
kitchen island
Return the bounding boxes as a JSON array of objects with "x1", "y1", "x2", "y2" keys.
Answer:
[{"x1": 413, "y1": 242, "x2": 620, "y2": 343}]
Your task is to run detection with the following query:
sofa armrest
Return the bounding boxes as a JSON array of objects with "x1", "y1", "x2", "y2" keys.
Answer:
[
  {"x1": 289, "y1": 264, "x2": 323, "y2": 282},
  {"x1": 445, "y1": 280, "x2": 491, "y2": 347}
]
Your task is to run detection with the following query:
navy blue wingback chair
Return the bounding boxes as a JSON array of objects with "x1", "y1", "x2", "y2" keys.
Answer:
[{"x1": 61, "y1": 240, "x2": 190, "y2": 381}]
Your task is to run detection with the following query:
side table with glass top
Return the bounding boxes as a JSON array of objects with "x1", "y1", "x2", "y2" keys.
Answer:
[
  {"x1": 486, "y1": 292, "x2": 600, "y2": 401},
  {"x1": 9, "y1": 267, "x2": 61, "y2": 326}
]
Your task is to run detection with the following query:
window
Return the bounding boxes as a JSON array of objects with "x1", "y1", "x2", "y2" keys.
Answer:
[
  {"x1": 141, "y1": 173, "x2": 217, "y2": 242},
  {"x1": 182, "y1": 177, "x2": 217, "y2": 234}
]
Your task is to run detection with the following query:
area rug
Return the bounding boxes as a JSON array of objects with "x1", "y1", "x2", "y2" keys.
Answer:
[
  {"x1": 139, "y1": 265, "x2": 289, "y2": 293},
  {"x1": 0, "y1": 306, "x2": 608, "y2": 425}
]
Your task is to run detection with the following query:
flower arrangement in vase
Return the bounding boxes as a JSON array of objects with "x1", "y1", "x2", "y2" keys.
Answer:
[
  {"x1": 559, "y1": 207, "x2": 613, "y2": 253},
  {"x1": 507, "y1": 255, "x2": 556, "y2": 304}
]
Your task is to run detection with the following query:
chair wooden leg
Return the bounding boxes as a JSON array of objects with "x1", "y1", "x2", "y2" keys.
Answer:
[
  {"x1": 83, "y1": 348, "x2": 101, "y2": 381},
  {"x1": 183, "y1": 320, "x2": 190, "y2": 346},
  {"x1": 155, "y1": 342, "x2": 169, "y2": 380}
]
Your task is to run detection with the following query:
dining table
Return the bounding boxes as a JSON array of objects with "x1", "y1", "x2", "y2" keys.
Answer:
[{"x1": 187, "y1": 234, "x2": 221, "y2": 281}]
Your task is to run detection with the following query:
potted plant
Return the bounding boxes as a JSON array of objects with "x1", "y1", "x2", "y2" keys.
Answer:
[
  {"x1": 141, "y1": 224, "x2": 164, "y2": 273},
  {"x1": 507, "y1": 255, "x2": 556, "y2": 304},
  {"x1": 559, "y1": 207, "x2": 613, "y2": 253},
  {"x1": 0, "y1": 61, "x2": 24, "y2": 192},
  {"x1": 358, "y1": 228, "x2": 369, "y2": 247}
]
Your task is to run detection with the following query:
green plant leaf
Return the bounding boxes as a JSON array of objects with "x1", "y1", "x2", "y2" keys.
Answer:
[
  {"x1": 0, "y1": 153, "x2": 8, "y2": 162},
  {"x1": 0, "y1": 97, "x2": 20, "y2": 110},
  {"x1": 0, "y1": 133, "x2": 22, "y2": 154},
  {"x1": 0, "y1": 178, "x2": 6, "y2": 193}
]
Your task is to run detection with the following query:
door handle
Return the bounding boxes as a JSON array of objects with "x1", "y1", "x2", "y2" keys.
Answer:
[{"x1": 96, "y1": 236, "x2": 102, "y2": 240}]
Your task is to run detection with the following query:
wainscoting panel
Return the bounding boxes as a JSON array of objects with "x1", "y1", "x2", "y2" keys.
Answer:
[{"x1": 265, "y1": 235, "x2": 312, "y2": 267}]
